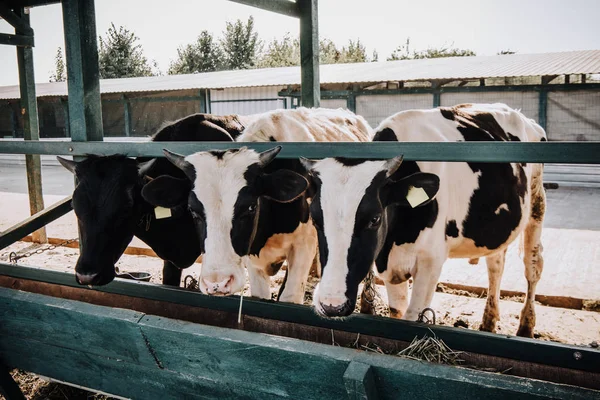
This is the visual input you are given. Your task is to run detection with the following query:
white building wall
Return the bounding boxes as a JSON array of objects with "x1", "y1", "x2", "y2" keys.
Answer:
[
  {"x1": 547, "y1": 90, "x2": 600, "y2": 141},
  {"x1": 441, "y1": 91, "x2": 540, "y2": 122},
  {"x1": 209, "y1": 87, "x2": 288, "y2": 115},
  {"x1": 356, "y1": 94, "x2": 433, "y2": 127}
]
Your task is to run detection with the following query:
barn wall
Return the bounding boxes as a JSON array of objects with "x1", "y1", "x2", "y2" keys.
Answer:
[
  {"x1": 547, "y1": 90, "x2": 600, "y2": 141},
  {"x1": 356, "y1": 94, "x2": 433, "y2": 127},
  {"x1": 209, "y1": 87, "x2": 288, "y2": 116},
  {"x1": 320, "y1": 99, "x2": 348, "y2": 109},
  {"x1": 440, "y1": 91, "x2": 540, "y2": 122}
]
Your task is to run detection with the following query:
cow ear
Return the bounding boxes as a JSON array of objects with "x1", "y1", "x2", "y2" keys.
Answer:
[
  {"x1": 385, "y1": 172, "x2": 440, "y2": 208},
  {"x1": 57, "y1": 156, "x2": 78, "y2": 174},
  {"x1": 260, "y1": 169, "x2": 309, "y2": 203},
  {"x1": 141, "y1": 175, "x2": 191, "y2": 208}
]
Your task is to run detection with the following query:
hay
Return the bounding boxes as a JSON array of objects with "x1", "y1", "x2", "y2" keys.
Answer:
[
  {"x1": 10, "y1": 370, "x2": 113, "y2": 399},
  {"x1": 397, "y1": 331, "x2": 464, "y2": 365}
]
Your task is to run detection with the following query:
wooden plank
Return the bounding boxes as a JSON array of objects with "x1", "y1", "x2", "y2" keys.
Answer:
[
  {"x1": 0, "y1": 196, "x2": 72, "y2": 251},
  {"x1": 61, "y1": 0, "x2": 103, "y2": 142},
  {"x1": 227, "y1": 0, "x2": 300, "y2": 18},
  {"x1": 1, "y1": 276, "x2": 598, "y2": 391},
  {"x1": 0, "y1": 289, "x2": 597, "y2": 399},
  {"x1": 0, "y1": 265, "x2": 599, "y2": 375},
  {"x1": 343, "y1": 361, "x2": 378, "y2": 400},
  {"x1": 0, "y1": 140, "x2": 599, "y2": 164},
  {"x1": 15, "y1": 8, "x2": 46, "y2": 245},
  {"x1": 0, "y1": 33, "x2": 33, "y2": 47},
  {"x1": 298, "y1": 0, "x2": 320, "y2": 107}
]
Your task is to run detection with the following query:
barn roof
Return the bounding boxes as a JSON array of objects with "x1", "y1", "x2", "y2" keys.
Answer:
[{"x1": 1, "y1": 50, "x2": 599, "y2": 99}]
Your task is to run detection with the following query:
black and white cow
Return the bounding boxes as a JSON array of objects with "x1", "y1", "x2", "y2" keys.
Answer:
[
  {"x1": 142, "y1": 107, "x2": 373, "y2": 303},
  {"x1": 57, "y1": 113, "x2": 253, "y2": 286},
  {"x1": 300, "y1": 103, "x2": 547, "y2": 337}
]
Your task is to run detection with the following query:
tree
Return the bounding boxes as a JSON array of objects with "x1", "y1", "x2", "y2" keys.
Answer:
[
  {"x1": 49, "y1": 47, "x2": 66, "y2": 82},
  {"x1": 319, "y1": 38, "x2": 342, "y2": 64},
  {"x1": 168, "y1": 31, "x2": 224, "y2": 74},
  {"x1": 221, "y1": 16, "x2": 261, "y2": 70},
  {"x1": 98, "y1": 23, "x2": 157, "y2": 79},
  {"x1": 340, "y1": 39, "x2": 368, "y2": 63},
  {"x1": 388, "y1": 37, "x2": 476, "y2": 61},
  {"x1": 258, "y1": 34, "x2": 300, "y2": 68},
  {"x1": 371, "y1": 49, "x2": 379, "y2": 62}
]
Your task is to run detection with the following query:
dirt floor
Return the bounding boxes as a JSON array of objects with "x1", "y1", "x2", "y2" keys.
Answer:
[{"x1": 2, "y1": 237, "x2": 599, "y2": 398}]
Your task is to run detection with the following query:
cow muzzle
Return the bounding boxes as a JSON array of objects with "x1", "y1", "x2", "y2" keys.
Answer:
[{"x1": 200, "y1": 275, "x2": 236, "y2": 295}]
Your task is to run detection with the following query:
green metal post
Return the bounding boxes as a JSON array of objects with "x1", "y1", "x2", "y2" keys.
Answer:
[
  {"x1": 16, "y1": 8, "x2": 46, "y2": 244},
  {"x1": 298, "y1": 0, "x2": 320, "y2": 108},
  {"x1": 199, "y1": 90, "x2": 207, "y2": 113},
  {"x1": 123, "y1": 95, "x2": 131, "y2": 137},
  {"x1": 61, "y1": 98, "x2": 69, "y2": 137},
  {"x1": 433, "y1": 90, "x2": 441, "y2": 108},
  {"x1": 61, "y1": 0, "x2": 103, "y2": 142},
  {"x1": 538, "y1": 87, "x2": 548, "y2": 133}
]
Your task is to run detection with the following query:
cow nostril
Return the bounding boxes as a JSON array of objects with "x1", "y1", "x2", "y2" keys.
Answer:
[
  {"x1": 76, "y1": 272, "x2": 100, "y2": 286},
  {"x1": 319, "y1": 301, "x2": 353, "y2": 317},
  {"x1": 223, "y1": 275, "x2": 234, "y2": 289}
]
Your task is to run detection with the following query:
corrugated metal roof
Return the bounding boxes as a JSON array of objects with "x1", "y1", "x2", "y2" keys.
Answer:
[{"x1": 1, "y1": 50, "x2": 599, "y2": 99}]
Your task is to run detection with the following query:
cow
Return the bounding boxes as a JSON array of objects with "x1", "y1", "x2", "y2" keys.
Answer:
[
  {"x1": 300, "y1": 103, "x2": 547, "y2": 337},
  {"x1": 57, "y1": 113, "x2": 253, "y2": 286},
  {"x1": 142, "y1": 107, "x2": 373, "y2": 303}
]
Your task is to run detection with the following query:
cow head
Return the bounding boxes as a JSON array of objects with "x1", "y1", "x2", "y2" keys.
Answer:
[
  {"x1": 300, "y1": 157, "x2": 440, "y2": 318},
  {"x1": 142, "y1": 146, "x2": 309, "y2": 296},
  {"x1": 57, "y1": 155, "x2": 155, "y2": 286}
]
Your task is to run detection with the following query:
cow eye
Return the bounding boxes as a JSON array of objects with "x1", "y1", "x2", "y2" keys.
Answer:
[
  {"x1": 247, "y1": 203, "x2": 257, "y2": 214},
  {"x1": 367, "y1": 214, "x2": 382, "y2": 229}
]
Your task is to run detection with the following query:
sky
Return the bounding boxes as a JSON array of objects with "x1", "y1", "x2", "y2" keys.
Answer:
[{"x1": 0, "y1": 0, "x2": 599, "y2": 87}]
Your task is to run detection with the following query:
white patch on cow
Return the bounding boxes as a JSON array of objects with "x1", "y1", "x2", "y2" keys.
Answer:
[
  {"x1": 236, "y1": 107, "x2": 373, "y2": 143},
  {"x1": 495, "y1": 203, "x2": 510, "y2": 215},
  {"x1": 311, "y1": 158, "x2": 387, "y2": 309},
  {"x1": 185, "y1": 148, "x2": 260, "y2": 295}
]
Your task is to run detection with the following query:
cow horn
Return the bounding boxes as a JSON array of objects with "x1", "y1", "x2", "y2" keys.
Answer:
[
  {"x1": 258, "y1": 146, "x2": 282, "y2": 167},
  {"x1": 57, "y1": 156, "x2": 78, "y2": 174},
  {"x1": 137, "y1": 159, "x2": 156, "y2": 177},
  {"x1": 300, "y1": 157, "x2": 317, "y2": 171},
  {"x1": 384, "y1": 155, "x2": 404, "y2": 178}
]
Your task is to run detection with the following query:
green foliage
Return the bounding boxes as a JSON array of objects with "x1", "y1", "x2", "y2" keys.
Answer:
[
  {"x1": 372, "y1": 49, "x2": 379, "y2": 62},
  {"x1": 258, "y1": 34, "x2": 300, "y2": 68},
  {"x1": 388, "y1": 38, "x2": 476, "y2": 61},
  {"x1": 168, "y1": 31, "x2": 224, "y2": 75},
  {"x1": 341, "y1": 39, "x2": 368, "y2": 63},
  {"x1": 221, "y1": 16, "x2": 261, "y2": 70},
  {"x1": 98, "y1": 23, "x2": 157, "y2": 79},
  {"x1": 319, "y1": 38, "x2": 341, "y2": 64},
  {"x1": 49, "y1": 47, "x2": 66, "y2": 82}
]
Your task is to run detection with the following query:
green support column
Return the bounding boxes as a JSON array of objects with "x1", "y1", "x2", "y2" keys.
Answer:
[
  {"x1": 61, "y1": 0, "x2": 103, "y2": 142},
  {"x1": 16, "y1": 8, "x2": 46, "y2": 244},
  {"x1": 60, "y1": 98, "x2": 69, "y2": 137},
  {"x1": 298, "y1": 0, "x2": 320, "y2": 108},
  {"x1": 123, "y1": 95, "x2": 131, "y2": 137},
  {"x1": 199, "y1": 89, "x2": 207, "y2": 113},
  {"x1": 433, "y1": 90, "x2": 441, "y2": 108},
  {"x1": 538, "y1": 87, "x2": 548, "y2": 133}
]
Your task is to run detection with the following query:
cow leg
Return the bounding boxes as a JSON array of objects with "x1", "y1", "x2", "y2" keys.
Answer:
[
  {"x1": 246, "y1": 260, "x2": 272, "y2": 300},
  {"x1": 162, "y1": 261, "x2": 183, "y2": 286},
  {"x1": 480, "y1": 249, "x2": 507, "y2": 332},
  {"x1": 402, "y1": 257, "x2": 443, "y2": 321},
  {"x1": 517, "y1": 166, "x2": 546, "y2": 338},
  {"x1": 278, "y1": 242, "x2": 316, "y2": 304},
  {"x1": 385, "y1": 279, "x2": 409, "y2": 319}
]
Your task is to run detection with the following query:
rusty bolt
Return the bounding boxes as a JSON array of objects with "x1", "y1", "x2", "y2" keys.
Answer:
[
  {"x1": 573, "y1": 351, "x2": 583, "y2": 360},
  {"x1": 68, "y1": 147, "x2": 73, "y2": 152}
]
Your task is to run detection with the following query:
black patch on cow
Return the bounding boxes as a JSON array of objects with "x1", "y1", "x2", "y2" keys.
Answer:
[
  {"x1": 446, "y1": 220, "x2": 459, "y2": 238},
  {"x1": 335, "y1": 157, "x2": 370, "y2": 167},
  {"x1": 540, "y1": 137, "x2": 547, "y2": 142},
  {"x1": 440, "y1": 106, "x2": 510, "y2": 142},
  {"x1": 229, "y1": 160, "x2": 311, "y2": 257},
  {"x1": 440, "y1": 108, "x2": 456, "y2": 121},
  {"x1": 208, "y1": 150, "x2": 227, "y2": 160},
  {"x1": 373, "y1": 127, "x2": 398, "y2": 142},
  {"x1": 269, "y1": 136, "x2": 277, "y2": 142},
  {"x1": 507, "y1": 132, "x2": 520, "y2": 142}
]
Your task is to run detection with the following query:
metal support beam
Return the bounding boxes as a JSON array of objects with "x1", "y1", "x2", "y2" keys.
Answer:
[
  {"x1": 0, "y1": 2, "x2": 33, "y2": 35},
  {"x1": 346, "y1": 93, "x2": 356, "y2": 113},
  {"x1": 122, "y1": 94, "x2": 131, "y2": 137},
  {"x1": 432, "y1": 90, "x2": 441, "y2": 108},
  {"x1": 0, "y1": 33, "x2": 33, "y2": 47},
  {"x1": 538, "y1": 87, "x2": 548, "y2": 132},
  {"x1": 199, "y1": 89, "x2": 207, "y2": 113},
  {"x1": 15, "y1": 7, "x2": 46, "y2": 244},
  {"x1": 298, "y1": 0, "x2": 320, "y2": 108},
  {"x1": 227, "y1": 0, "x2": 300, "y2": 17},
  {"x1": 542, "y1": 75, "x2": 559, "y2": 85},
  {"x1": 61, "y1": 0, "x2": 103, "y2": 142}
]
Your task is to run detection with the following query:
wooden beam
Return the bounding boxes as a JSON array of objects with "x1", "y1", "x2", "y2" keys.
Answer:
[
  {"x1": 0, "y1": 32, "x2": 33, "y2": 47},
  {"x1": 0, "y1": 2, "x2": 33, "y2": 34},
  {"x1": 227, "y1": 0, "x2": 300, "y2": 18},
  {"x1": 0, "y1": 196, "x2": 72, "y2": 251},
  {"x1": 15, "y1": 8, "x2": 46, "y2": 244},
  {"x1": 61, "y1": 0, "x2": 103, "y2": 142},
  {"x1": 298, "y1": 0, "x2": 320, "y2": 108}
]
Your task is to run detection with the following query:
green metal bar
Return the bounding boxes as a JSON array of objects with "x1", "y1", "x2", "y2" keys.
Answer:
[
  {"x1": 0, "y1": 141, "x2": 598, "y2": 164},
  {"x1": 346, "y1": 93, "x2": 356, "y2": 112},
  {"x1": 123, "y1": 95, "x2": 131, "y2": 137},
  {"x1": 0, "y1": 264, "x2": 599, "y2": 374},
  {"x1": 60, "y1": 98, "x2": 69, "y2": 137},
  {"x1": 0, "y1": 196, "x2": 73, "y2": 251},
  {"x1": 298, "y1": 0, "x2": 320, "y2": 108},
  {"x1": 102, "y1": 95, "x2": 202, "y2": 104},
  {"x1": 432, "y1": 89, "x2": 441, "y2": 108},
  {"x1": 16, "y1": 7, "x2": 46, "y2": 244},
  {"x1": 343, "y1": 361, "x2": 378, "y2": 400},
  {"x1": 61, "y1": 0, "x2": 103, "y2": 142},
  {"x1": 0, "y1": 33, "x2": 33, "y2": 47},
  {"x1": 538, "y1": 87, "x2": 548, "y2": 132},
  {"x1": 227, "y1": 0, "x2": 300, "y2": 18},
  {"x1": 199, "y1": 89, "x2": 206, "y2": 113},
  {"x1": 210, "y1": 98, "x2": 284, "y2": 103},
  {"x1": 207, "y1": 89, "x2": 212, "y2": 113},
  {"x1": 0, "y1": 2, "x2": 33, "y2": 34}
]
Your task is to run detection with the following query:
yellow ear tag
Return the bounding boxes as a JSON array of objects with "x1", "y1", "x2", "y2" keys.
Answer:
[
  {"x1": 406, "y1": 186, "x2": 429, "y2": 208},
  {"x1": 154, "y1": 206, "x2": 172, "y2": 219}
]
